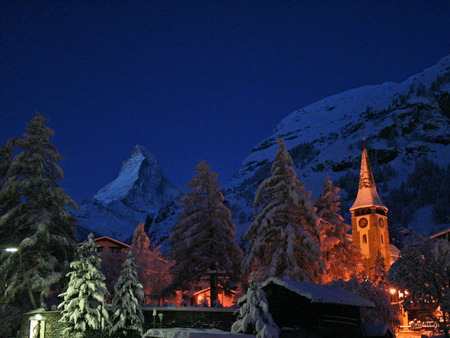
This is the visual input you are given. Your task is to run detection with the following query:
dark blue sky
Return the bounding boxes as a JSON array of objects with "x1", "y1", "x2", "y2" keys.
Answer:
[{"x1": 1, "y1": 1, "x2": 449, "y2": 203}]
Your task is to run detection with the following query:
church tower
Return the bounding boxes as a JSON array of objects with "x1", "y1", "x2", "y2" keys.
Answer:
[{"x1": 350, "y1": 143, "x2": 390, "y2": 273}]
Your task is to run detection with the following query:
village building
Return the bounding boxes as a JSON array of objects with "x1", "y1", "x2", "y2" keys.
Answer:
[
  {"x1": 81, "y1": 235, "x2": 131, "y2": 253},
  {"x1": 261, "y1": 277, "x2": 378, "y2": 338}
]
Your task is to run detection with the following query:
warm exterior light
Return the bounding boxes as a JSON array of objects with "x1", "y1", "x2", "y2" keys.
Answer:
[
  {"x1": 34, "y1": 314, "x2": 43, "y2": 321},
  {"x1": 5, "y1": 247, "x2": 18, "y2": 252},
  {"x1": 389, "y1": 288, "x2": 397, "y2": 295},
  {"x1": 398, "y1": 292, "x2": 404, "y2": 298},
  {"x1": 404, "y1": 290, "x2": 409, "y2": 295},
  {"x1": 198, "y1": 295, "x2": 203, "y2": 301}
]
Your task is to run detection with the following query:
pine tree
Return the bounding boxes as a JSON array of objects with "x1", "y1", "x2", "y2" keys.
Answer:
[
  {"x1": 131, "y1": 222, "x2": 173, "y2": 305},
  {"x1": 314, "y1": 176, "x2": 363, "y2": 284},
  {"x1": 370, "y1": 250, "x2": 388, "y2": 287},
  {"x1": 331, "y1": 274, "x2": 398, "y2": 327},
  {"x1": 231, "y1": 273, "x2": 279, "y2": 338},
  {"x1": 168, "y1": 161, "x2": 243, "y2": 306},
  {"x1": 0, "y1": 113, "x2": 78, "y2": 310},
  {"x1": 389, "y1": 237, "x2": 450, "y2": 335},
  {"x1": 242, "y1": 138, "x2": 324, "y2": 282},
  {"x1": 110, "y1": 251, "x2": 145, "y2": 337},
  {"x1": 58, "y1": 234, "x2": 110, "y2": 337}
]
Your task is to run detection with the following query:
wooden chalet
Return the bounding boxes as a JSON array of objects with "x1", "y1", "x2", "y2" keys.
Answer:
[
  {"x1": 78, "y1": 236, "x2": 130, "y2": 253},
  {"x1": 261, "y1": 277, "x2": 375, "y2": 338}
]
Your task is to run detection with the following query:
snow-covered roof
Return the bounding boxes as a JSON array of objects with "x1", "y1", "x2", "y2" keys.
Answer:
[
  {"x1": 350, "y1": 145, "x2": 387, "y2": 211},
  {"x1": 262, "y1": 277, "x2": 374, "y2": 308}
]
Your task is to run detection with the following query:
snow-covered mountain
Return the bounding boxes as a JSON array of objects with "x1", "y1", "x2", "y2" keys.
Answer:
[
  {"x1": 75, "y1": 145, "x2": 183, "y2": 245},
  {"x1": 76, "y1": 55, "x2": 449, "y2": 247},
  {"x1": 225, "y1": 55, "x2": 450, "y2": 241}
]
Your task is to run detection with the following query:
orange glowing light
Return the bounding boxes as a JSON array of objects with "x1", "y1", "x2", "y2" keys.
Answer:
[{"x1": 389, "y1": 288, "x2": 397, "y2": 295}]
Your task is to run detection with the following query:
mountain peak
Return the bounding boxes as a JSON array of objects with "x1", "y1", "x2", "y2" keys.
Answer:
[{"x1": 94, "y1": 145, "x2": 164, "y2": 204}]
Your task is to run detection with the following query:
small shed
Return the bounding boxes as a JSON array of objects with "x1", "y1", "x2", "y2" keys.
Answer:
[{"x1": 262, "y1": 277, "x2": 374, "y2": 338}]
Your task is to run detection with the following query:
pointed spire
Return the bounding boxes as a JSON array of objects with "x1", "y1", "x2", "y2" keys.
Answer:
[{"x1": 350, "y1": 143, "x2": 387, "y2": 211}]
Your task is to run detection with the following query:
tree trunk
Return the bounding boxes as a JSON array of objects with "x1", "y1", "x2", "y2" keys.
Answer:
[
  {"x1": 209, "y1": 273, "x2": 218, "y2": 307},
  {"x1": 28, "y1": 289, "x2": 37, "y2": 309}
]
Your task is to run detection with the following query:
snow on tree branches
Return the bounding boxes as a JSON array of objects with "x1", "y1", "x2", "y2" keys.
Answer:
[
  {"x1": 314, "y1": 176, "x2": 363, "y2": 283},
  {"x1": 110, "y1": 250, "x2": 145, "y2": 337},
  {"x1": 168, "y1": 161, "x2": 243, "y2": 306},
  {"x1": 389, "y1": 237, "x2": 450, "y2": 336},
  {"x1": 0, "y1": 113, "x2": 78, "y2": 310},
  {"x1": 242, "y1": 138, "x2": 324, "y2": 282},
  {"x1": 58, "y1": 234, "x2": 110, "y2": 336},
  {"x1": 231, "y1": 273, "x2": 279, "y2": 338}
]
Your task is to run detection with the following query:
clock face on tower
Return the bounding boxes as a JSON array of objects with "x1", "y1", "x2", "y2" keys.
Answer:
[
  {"x1": 358, "y1": 217, "x2": 368, "y2": 228},
  {"x1": 379, "y1": 218, "x2": 385, "y2": 228}
]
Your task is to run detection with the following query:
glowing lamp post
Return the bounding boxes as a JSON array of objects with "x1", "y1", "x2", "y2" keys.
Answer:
[
  {"x1": 29, "y1": 313, "x2": 46, "y2": 338},
  {"x1": 158, "y1": 313, "x2": 163, "y2": 328}
]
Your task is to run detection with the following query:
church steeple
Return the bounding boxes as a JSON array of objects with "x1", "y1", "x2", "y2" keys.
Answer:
[
  {"x1": 350, "y1": 144, "x2": 386, "y2": 212},
  {"x1": 350, "y1": 141, "x2": 390, "y2": 274}
]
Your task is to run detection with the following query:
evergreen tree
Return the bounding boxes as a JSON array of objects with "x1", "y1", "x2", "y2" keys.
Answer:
[
  {"x1": 110, "y1": 251, "x2": 145, "y2": 337},
  {"x1": 389, "y1": 237, "x2": 450, "y2": 335},
  {"x1": 331, "y1": 274, "x2": 398, "y2": 327},
  {"x1": 242, "y1": 138, "x2": 324, "y2": 282},
  {"x1": 231, "y1": 273, "x2": 279, "y2": 338},
  {"x1": 0, "y1": 113, "x2": 78, "y2": 310},
  {"x1": 59, "y1": 234, "x2": 109, "y2": 337},
  {"x1": 131, "y1": 223, "x2": 153, "y2": 302},
  {"x1": 131, "y1": 222, "x2": 173, "y2": 305},
  {"x1": 168, "y1": 161, "x2": 243, "y2": 306},
  {"x1": 314, "y1": 176, "x2": 363, "y2": 283},
  {"x1": 370, "y1": 250, "x2": 388, "y2": 287}
]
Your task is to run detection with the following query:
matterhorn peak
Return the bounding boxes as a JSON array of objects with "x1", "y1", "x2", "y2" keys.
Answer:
[{"x1": 93, "y1": 145, "x2": 170, "y2": 204}]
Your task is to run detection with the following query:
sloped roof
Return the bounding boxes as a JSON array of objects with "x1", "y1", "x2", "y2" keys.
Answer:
[
  {"x1": 78, "y1": 236, "x2": 130, "y2": 248},
  {"x1": 350, "y1": 145, "x2": 387, "y2": 211},
  {"x1": 262, "y1": 277, "x2": 374, "y2": 308},
  {"x1": 430, "y1": 228, "x2": 450, "y2": 240}
]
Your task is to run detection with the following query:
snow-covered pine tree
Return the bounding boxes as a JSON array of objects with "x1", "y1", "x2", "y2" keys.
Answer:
[
  {"x1": 0, "y1": 138, "x2": 20, "y2": 243},
  {"x1": 389, "y1": 237, "x2": 450, "y2": 336},
  {"x1": 231, "y1": 273, "x2": 279, "y2": 338},
  {"x1": 242, "y1": 138, "x2": 324, "y2": 282},
  {"x1": 168, "y1": 161, "x2": 243, "y2": 306},
  {"x1": 331, "y1": 274, "x2": 398, "y2": 327},
  {"x1": 0, "y1": 113, "x2": 78, "y2": 310},
  {"x1": 370, "y1": 250, "x2": 388, "y2": 287},
  {"x1": 314, "y1": 176, "x2": 363, "y2": 284},
  {"x1": 58, "y1": 234, "x2": 110, "y2": 337},
  {"x1": 110, "y1": 250, "x2": 145, "y2": 337}
]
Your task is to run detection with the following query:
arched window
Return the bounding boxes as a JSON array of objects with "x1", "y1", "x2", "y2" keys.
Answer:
[
  {"x1": 362, "y1": 234, "x2": 367, "y2": 244},
  {"x1": 381, "y1": 234, "x2": 384, "y2": 243}
]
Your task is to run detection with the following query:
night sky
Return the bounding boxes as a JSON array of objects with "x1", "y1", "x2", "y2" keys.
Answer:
[{"x1": 1, "y1": 1, "x2": 449, "y2": 204}]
